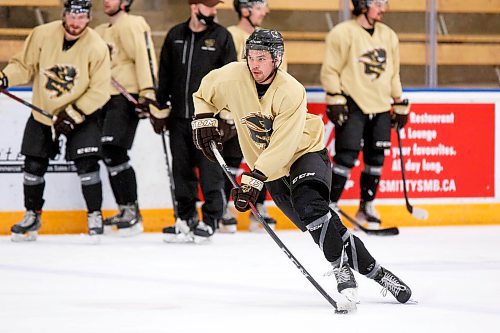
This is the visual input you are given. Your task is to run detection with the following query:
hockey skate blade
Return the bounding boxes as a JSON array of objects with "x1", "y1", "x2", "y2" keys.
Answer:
[
  {"x1": 117, "y1": 223, "x2": 144, "y2": 237},
  {"x1": 11, "y1": 231, "x2": 38, "y2": 242},
  {"x1": 163, "y1": 232, "x2": 194, "y2": 244},
  {"x1": 335, "y1": 298, "x2": 357, "y2": 313},
  {"x1": 103, "y1": 225, "x2": 117, "y2": 235},
  {"x1": 341, "y1": 288, "x2": 360, "y2": 304}
]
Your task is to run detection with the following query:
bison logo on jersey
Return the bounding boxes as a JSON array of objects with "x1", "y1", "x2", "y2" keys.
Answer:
[
  {"x1": 241, "y1": 113, "x2": 274, "y2": 149},
  {"x1": 44, "y1": 65, "x2": 78, "y2": 98},
  {"x1": 358, "y1": 48, "x2": 386, "y2": 80}
]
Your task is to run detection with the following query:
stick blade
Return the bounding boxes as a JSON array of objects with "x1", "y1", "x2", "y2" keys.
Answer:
[
  {"x1": 412, "y1": 207, "x2": 429, "y2": 220},
  {"x1": 362, "y1": 226, "x2": 400, "y2": 236}
]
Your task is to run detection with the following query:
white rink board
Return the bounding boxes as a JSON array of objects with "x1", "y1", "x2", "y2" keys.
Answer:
[
  {"x1": 0, "y1": 90, "x2": 171, "y2": 212},
  {"x1": 0, "y1": 89, "x2": 499, "y2": 212}
]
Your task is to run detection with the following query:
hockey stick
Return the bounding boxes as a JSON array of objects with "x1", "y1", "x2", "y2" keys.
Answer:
[
  {"x1": 337, "y1": 207, "x2": 399, "y2": 236},
  {"x1": 1, "y1": 88, "x2": 52, "y2": 119},
  {"x1": 1, "y1": 88, "x2": 58, "y2": 140},
  {"x1": 210, "y1": 141, "x2": 350, "y2": 314},
  {"x1": 111, "y1": 78, "x2": 149, "y2": 118},
  {"x1": 396, "y1": 129, "x2": 429, "y2": 220},
  {"x1": 143, "y1": 31, "x2": 181, "y2": 225}
]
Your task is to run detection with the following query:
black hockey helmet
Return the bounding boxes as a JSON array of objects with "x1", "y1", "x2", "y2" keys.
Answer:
[
  {"x1": 352, "y1": 0, "x2": 387, "y2": 15},
  {"x1": 233, "y1": 0, "x2": 267, "y2": 14},
  {"x1": 64, "y1": 0, "x2": 92, "y2": 14},
  {"x1": 245, "y1": 29, "x2": 284, "y2": 61}
]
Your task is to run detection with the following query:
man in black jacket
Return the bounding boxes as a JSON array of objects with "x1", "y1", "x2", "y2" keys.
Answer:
[{"x1": 156, "y1": 0, "x2": 237, "y2": 242}]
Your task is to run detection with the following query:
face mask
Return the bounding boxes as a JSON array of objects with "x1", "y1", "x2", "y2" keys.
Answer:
[{"x1": 196, "y1": 10, "x2": 215, "y2": 26}]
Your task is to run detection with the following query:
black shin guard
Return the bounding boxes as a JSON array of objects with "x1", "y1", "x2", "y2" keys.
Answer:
[
  {"x1": 307, "y1": 212, "x2": 345, "y2": 263},
  {"x1": 23, "y1": 156, "x2": 49, "y2": 211},
  {"x1": 24, "y1": 183, "x2": 45, "y2": 211},
  {"x1": 330, "y1": 174, "x2": 348, "y2": 202},
  {"x1": 75, "y1": 157, "x2": 102, "y2": 213},
  {"x1": 327, "y1": 206, "x2": 380, "y2": 277},
  {"x1": 109, "y1": 166, "x2": 138, "y2": 205},
  {"x1": 360, "y1": 166, "x2": 382, "y2": 202},
  {"x1": 82, "y1": 183, "x2": 103, "y2": 212},
  {"x1": 360, "y1": 172, "x2": 379, "y2": 202}
]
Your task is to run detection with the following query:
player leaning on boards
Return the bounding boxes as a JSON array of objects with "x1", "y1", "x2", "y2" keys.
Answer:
[
  {"x1": 191, "y1": 29, "x2": 412, "y2": 305},
  {"x1": 321, "y1": 0, "x2": 410, "y2": 230},
  {"x1": 95, "y1": 0, "x2": 169, "y2": 237},
  {"x1": 0, "y1": 0, "x2": 111, "y2": 241}
]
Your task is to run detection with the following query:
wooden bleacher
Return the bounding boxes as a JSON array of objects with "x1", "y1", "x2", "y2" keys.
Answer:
[
  {"x1": 219, "y1": 0, "x2": 500, "y2": 13},
  {"x1": 0, "y1": 0, "x2": 60, "y2": 6},
  {"x1": 0, "y1": 0, "x2": 60, "y2": 62},
  {"x1": 1, "y1": 0, "x2": 499, "y2": 75}
]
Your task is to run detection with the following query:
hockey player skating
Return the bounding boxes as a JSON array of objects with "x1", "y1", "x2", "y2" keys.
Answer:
[
  {"x1": 0, "y1": 0, "x2": 111, "y2": 242},
  {"x1": 191, "y1": 29, "x2": 412, "y2": 305},
  {"x1": 95, "y1": 0, "x2": 169, "y2": 237},
  {"x1": 321, "y1": 0, "x2": 410, "y2": 230},
  {"x1": 156, "y1": 0, "x2": 237, "y2": 242},
  {"x1": 218, "y1": 0, "x2": 278, "y2": 233}
]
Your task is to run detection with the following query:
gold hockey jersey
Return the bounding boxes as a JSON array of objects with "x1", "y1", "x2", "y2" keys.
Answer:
[
  {"x1": 320, "y1": 19, "x2": 402, "y2": 114},
  {"x1": 193, "y1": 62, "x2": 324, "y2": 181},
  {"x1": 3, "y1": 21, "x2": 110, "y2": 126},
  {"x1": 95, "y1": 13, "x2": 157, "y2": 95}
]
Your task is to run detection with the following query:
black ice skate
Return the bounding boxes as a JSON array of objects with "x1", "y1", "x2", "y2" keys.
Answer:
[
  {"x1": 11, "y1": 210, "x2": 42, "y2": 242},
  {"x1": 115, "y1": 202, "x2": 143, "y2": 237},
  {"x1": 249, "y1": 203, "x2": 276, "y2": 232},
  {"x1": 331, "y1": 260, "x2": 359, "y2": 303},
  {"x1": 218, "y1": 209, "x2": 237, "y2": 234},
  {"x1": 162, "y1": 217, "x2": 197, "y2": 243},
  {"x1": 355, "y1": 200, "x2": 382, "y2": 229},
  {"x1": 192, "y1": 221, "x2": 214, "y2": 243},
  {"x1": 87, "y1": 211, "x2": 104, "y2": 242},
  {"x1": 374, "y1": 267, "x2": 412, "y2": 303}
]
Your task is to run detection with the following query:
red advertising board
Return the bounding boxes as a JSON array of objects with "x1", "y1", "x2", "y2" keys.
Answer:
[{"x1": 308, "y1": 103, "x2": 495, "y2": 199}]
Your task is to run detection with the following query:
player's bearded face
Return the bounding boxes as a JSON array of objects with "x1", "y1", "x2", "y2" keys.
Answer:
[
  {"x1": 247, "y1": 50, "x2": 275, "y2": 84},
  {"x1": 103, "y1": 0, "x2": 122, "y2": 15},
  {"x1": 63, "y1": 12, "x2": 90, "y2": 37}
]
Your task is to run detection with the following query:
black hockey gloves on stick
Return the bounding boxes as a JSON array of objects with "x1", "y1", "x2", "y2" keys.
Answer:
[
  {"x1": 325, "y1": 94, "x2": 349, "y2": 127},
  {"x1": 396, "y1": 129, "x2": 429, "y2": 220},
  {"x1": 231, "y1": 170, "x2": 267, "y2": 212},
  {"x1": 209, "y1": 141, "x2": 354, "y2": 314},
  {"x1": 391, "y1": 99, "x2": 410, "y2": 130},
  {"x1": 192, "y1": 113, "x2": 222, "y2": 161}
]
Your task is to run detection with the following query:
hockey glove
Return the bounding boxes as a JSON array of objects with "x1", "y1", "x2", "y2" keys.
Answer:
[
  {"x1": 0, "y1": 71, "x2": 8, "y2": 90},
  {"x1": 391, "y1": 99, "x2": 410, "y2": 130},
  {"x1": 231, "y1": 170, "x2": 267, "y2": 212},
  {"x1": 53, "y1": 104, "x2": 85, "y2": 136},
  {"x1": 326, "y1": 94, "x2": 349, "y2": 127},
  {"x1": 138, "y1": 89, "x2": 171, "y2": 134},
  {"x1": 219, "y1": 118, "x2": 237, "y2": 143},
  {"x1": 191, "y1": 113, "x2": 222, "y2": 162}
]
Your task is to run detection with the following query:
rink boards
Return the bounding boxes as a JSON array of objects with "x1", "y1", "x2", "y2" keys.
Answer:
[{"x1": 0, "y1": 88, "x2": 499, "y2": 234}]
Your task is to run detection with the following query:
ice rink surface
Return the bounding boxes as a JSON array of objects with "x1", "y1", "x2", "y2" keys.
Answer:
[{"x1": 1, "y1": 226, "x2": 500, "y2": 333}]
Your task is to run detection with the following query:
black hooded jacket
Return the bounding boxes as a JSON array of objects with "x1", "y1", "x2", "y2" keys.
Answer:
[{"x1": 157, "y1": 19, "x2": 237, "y2": 119}]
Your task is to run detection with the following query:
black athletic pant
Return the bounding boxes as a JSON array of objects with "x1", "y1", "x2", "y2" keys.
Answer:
[
  {"x1": 266, "y1": 150, "x2": 378, "y2": 276},
  {"x1": 169, "y1": 118, "x2": 224, "y2": 228}
]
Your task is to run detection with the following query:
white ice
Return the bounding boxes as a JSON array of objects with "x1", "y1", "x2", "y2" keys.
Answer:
[{"x1": 1, "y1": 226, "x2": 500, "y2": 333}]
